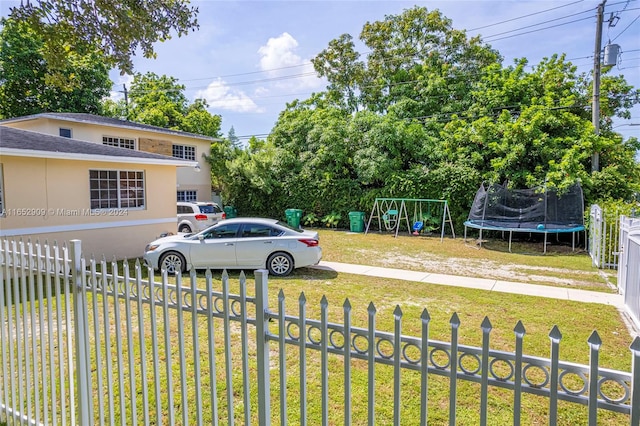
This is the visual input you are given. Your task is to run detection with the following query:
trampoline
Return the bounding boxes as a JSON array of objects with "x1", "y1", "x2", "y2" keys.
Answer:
[{"x1": 463, "y1": 182, "x2": 586, "y2": 253}]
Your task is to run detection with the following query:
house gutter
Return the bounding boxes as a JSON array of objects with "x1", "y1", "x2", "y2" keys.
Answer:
[{"x1": 0, "y1": 148, "x2": 197, "y2": 167}]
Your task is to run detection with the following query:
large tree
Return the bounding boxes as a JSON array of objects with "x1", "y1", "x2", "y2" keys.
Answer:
[
  {"x1": 0, "y1": 17, "x2": 112, "y2": 118},
  {"x1": 6, "y1": 0, "x2": 198, "y2": 78},
  {"x1": 312, "y1": 6, "x2": 501, "y2": 115}
]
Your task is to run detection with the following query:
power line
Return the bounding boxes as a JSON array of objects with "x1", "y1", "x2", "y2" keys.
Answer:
[
  {"x1": 485, "y1": 16, "x2": 595, "y2": 42},
  {"x1": 468, "y1": 0, "x2": 585, "y2": 31},
  {"x1": 611, "y1": 13, "x2": 640, "y2": 40},
  {"x1": 482, "y1": 8, "x2": 594, "y2": 39}
]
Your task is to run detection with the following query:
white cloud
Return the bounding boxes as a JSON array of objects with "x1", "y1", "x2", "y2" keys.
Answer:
[
  {"x1": 257, "y1": 32, "x2": 323, "y2": 91},
  {"x1": 195, "y1": 78, "x2": 263, "y2": 113},
  {"x1": 258, "y1": 32, "x2": 302, "y2": 70}
]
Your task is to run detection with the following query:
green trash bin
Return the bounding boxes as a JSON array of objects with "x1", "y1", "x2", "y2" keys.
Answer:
[
  {"x1": 285, "y1": 208, "x2": 303, "y2": 228},
  {"x1": 224, "y1": 206, "x2": 237, "y2": 218},
  {"x1": 349, "y1": 211, "x2": 365, "y2": 233}
]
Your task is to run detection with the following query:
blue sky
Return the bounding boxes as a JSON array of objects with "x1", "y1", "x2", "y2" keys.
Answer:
[{"x1": 2, "y1": 1, "x2": 639, "y2": 142}]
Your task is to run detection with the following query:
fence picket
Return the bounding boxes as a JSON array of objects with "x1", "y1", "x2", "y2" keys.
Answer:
[
  {"x1": 277, "y1": 289, "x2": 287, "y2": 426},
  {"x1": 160, "y1": 270, "x2": 175, "y2": 425},
  {"x1": 221, "y1": 269, "x2": 234, "y2": 425},
  {"x1": 449, "y1": 313, "x2": 460, "y2": 426},
  {"x1": 123, "y1": 260, "x2": 137, "y2": 425},
  {"x1": 135, "y1": 261, "x2": 151, "y2": 426},
  {"x1": 239, "y1": 272, "x2": 251, "y2": 426},
  {"x1": 147, "y1": 267, "x2": 162, "y2": 426},
  {"x1": 367, "y1": 302, "x2": 376, "y2": 426},
  {"x1": 27, "y1": 240, "x2": 39, "y2": 424},
  {"x1": 419, "y1": 309, "x2": 430, "y2": 426},
  {"x1": 190, "y1": 269, "x2": 203, "y2": 426},
  {"x1": 0, "y1": 240, "x2": 11, "y2": 421},
  {"x1": 100, "y1": 257, "x2": 115, "y2": 426},
  {"x1": 299, "y1": 292, "x2": 308, "y2": 426},
  {"x1": 15, "y1": 240, "x2": 26, "y2": 425},
  {"x1": 321, "y1": 296, "x2": 329, "y2": 426},
  {"x1": 89, "y1": 257, "x2": 104, "y2": 426},
  {"x1": 343, "y1": 299, "x2": 352, "y2": 426},
  {"x1": 175, "y1": 273, "x2": 188, "y2": 426},
  {"x1": 480, "y1": 317, "x2": 492, "y2": 426},
  {"x1": 588, "y1": 331, "x2": 602, "y2": 426},
  {"x1": 513, "y1": 321, "x2": 525, "y2": 426},
  {"x1": 255, "y1": 270, "x2": 271, "y2": 426},
  {"x1": 631, "y1": 337, "x2": 640, "y2": 425},
  {"x1": 549, "y1": 326, "x2": 562, "y2": 426},
  {"x1": 204, "y1": 268, "x2": 219, "y2": 426}
]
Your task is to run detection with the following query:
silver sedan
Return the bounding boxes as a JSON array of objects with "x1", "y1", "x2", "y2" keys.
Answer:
[{"x1": 144, "y1": 217, "x2": 322, "y2": 277}]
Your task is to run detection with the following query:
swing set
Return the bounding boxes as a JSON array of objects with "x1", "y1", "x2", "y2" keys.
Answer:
[{"x1": 364, "y1": 198, "x2": 456, "y2": 241}]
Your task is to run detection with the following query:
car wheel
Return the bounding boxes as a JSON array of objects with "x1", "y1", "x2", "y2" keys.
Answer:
[
  {"x1": 179, "y1": 224, "x2": 192, "y2": 233},
  {"x1": 267, "y1": 252, "x2": 294, "y2": 277},
  {"x1": 159, "y1": 251, "x2": 186, "y2": 275}
]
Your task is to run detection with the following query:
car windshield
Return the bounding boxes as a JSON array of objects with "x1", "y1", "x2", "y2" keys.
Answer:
[
  {"x1": 276, "y1": 220, "x2": 305, "y2": 233},
  {"x1": 198, "y1": 204, "x2": 220, "y2": 214}
]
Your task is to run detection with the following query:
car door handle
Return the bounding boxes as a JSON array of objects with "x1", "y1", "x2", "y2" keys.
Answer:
[
  {"x1": 225, "y1": 243, "x2": 234, "y2": 246},
  {"x1": 263, "y1": 241, "x2": 273, "y2": 244}
]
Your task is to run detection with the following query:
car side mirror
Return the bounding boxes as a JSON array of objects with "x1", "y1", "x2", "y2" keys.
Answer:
[{"x1": 198, "y1": 234, "x2": 205, "y2": 241}]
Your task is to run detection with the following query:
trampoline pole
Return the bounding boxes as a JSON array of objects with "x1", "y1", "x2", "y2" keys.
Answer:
[
  {"x1": 509, "y1": 231, "x2": 512, "y2": 253},
  {"x1": 544, "y1": 233, "x2": 547, "y2": 254}
]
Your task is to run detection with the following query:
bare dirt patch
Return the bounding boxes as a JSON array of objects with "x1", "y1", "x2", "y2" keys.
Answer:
[{"x1": 373, "y1": 251, "x2": 614, "y2": 291}]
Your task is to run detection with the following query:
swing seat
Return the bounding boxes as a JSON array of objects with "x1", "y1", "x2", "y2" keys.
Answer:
[
  {"x1": 383, "y1": 209, "x2": 398, "y2": 230},
  {"x1": 412, "y1": 221, "x2": 424, "y2": 235}
]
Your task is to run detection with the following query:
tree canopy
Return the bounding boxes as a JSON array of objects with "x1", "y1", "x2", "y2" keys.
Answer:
[
  {"x1": 0, "y1": 17, "x2": 112, "y2": 118},
  {"x1": 103, "y1": 72, "x2": 222, "y2": 139},
  {"x1": 211, "y1": 6, "x2": 639, "y2": 227},
  {"x1": 6, "y1": 0, "x2": 199, "y2": 77}
]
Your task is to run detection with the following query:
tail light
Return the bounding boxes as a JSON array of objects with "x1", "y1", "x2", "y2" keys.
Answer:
[
  {"x1": 298, "y1": 239, "x2": 319, "y2": 247},
  {"x1": 194, "y1": 214, "x2": 208, "y2": 221},
  {"x1": 222, "y1": 213, "x2": 227, "y2": 219}
]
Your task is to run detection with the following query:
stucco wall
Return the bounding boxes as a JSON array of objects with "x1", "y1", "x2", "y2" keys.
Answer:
[
  {"x1": 2, "y1": 118, "x2": 213, "y2": 201},
  {"x1": 0, "y1": 155, "x2": 179, "y2": 259}
]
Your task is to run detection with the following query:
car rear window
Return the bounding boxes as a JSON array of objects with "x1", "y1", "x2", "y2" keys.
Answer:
[
  {"x1": 198, "y1": 204, "x2": 221, "y2": 214},
  {"x1": 276, "y1": 220, "x2": 305, "y2": 233}
]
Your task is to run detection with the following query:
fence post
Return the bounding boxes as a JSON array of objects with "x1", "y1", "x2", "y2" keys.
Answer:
[
  {"x1": 70, "y1": 240, "x2": 91, "y2": 425},
  {"x1": 631, "y1": 337, "x2": 640, "y2": 426},
  {"x1": 255, "y1": 269, "x2": 271, "y2": 426}
]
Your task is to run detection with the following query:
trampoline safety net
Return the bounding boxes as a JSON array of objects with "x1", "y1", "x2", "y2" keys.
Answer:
[{"x1": 466, "y1": 182, "x2": 585, "y2": 231}]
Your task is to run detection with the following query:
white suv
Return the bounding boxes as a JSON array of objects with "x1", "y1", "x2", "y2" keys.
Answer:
[{"x1": 177, "y1": 201, "x2": 226, "y2": 233}]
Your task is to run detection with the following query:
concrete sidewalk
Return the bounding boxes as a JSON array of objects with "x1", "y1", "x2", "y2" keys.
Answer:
[{"x1": 312, "y1": 261, "x2": 624, "y2": 308}]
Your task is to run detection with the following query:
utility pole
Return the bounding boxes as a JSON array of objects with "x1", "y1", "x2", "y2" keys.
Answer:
[
  {"x1": 122, "y1": 83, "x2": 129, "y2": 119},
  {"x1": 592, "y1": 0, "x2": 606, "y2": 173}
]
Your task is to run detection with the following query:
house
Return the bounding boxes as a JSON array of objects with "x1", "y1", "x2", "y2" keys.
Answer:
[
  {"x1": 0, "y1": 126, "x2": 195, "y2": 259},
  {"x1": 0, "y1": 112, "x2": 217, "y2": 203}
]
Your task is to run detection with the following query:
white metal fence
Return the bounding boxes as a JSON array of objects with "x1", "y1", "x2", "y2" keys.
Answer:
[
  {"x1": 618, "y1": 219, "x2": 640, "y2": 331},
  {"x1": 1, "y1": 238, "x2": 640, "y2": 425},
  {"x1": 589, "y1": 204, "x2": 624, "y2": 269}
]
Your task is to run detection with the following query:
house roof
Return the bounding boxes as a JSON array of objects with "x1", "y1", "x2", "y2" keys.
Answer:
[
  {"x1": 0, "y1": 126, "x2": 197, "y2": 167},
  {"x1": 0, "y1": 112, "x2": 217, "y2": 141}
]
